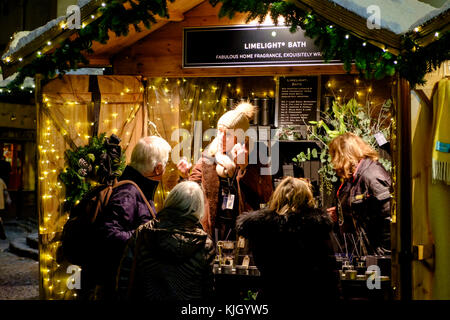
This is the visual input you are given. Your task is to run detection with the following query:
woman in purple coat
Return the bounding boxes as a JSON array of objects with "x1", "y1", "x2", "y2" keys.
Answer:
[{"x1": 85, "y1": 136, "x2": 172, "y2": 300}]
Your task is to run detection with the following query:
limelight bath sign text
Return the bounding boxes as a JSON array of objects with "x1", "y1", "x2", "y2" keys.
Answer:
[{"x1": 183, "y1": 25, "x2": 340, "y2": 68}]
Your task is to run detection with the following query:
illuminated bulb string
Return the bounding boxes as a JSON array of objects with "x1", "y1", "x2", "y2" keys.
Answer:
[{"x1": 39, "y1": 82, "x2": 234, "y2": 298}]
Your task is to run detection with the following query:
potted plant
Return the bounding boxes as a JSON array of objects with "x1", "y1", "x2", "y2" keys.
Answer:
[{"x1": 293, "y1": 97, "x2": 392, "y2": 194}]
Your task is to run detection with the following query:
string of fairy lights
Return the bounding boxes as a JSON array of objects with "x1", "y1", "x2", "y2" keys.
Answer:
[
  {"x1": 38, "y1": 75, "x2": 376, "y2": 299},
  {"x1": 38, "y1": 83, "x2": 145, "y2": 299},
  {"x1": 326, "y1": 77, "x2": 379, "y2": 105},
  {"x1": 1, "y1": 0, "x2": 447, "y2": 93},
  {"x1": 37, "y1": 77, "x2": 253, "y2": 299},
  {"x1": 38, "y1": 113, "x2": 71, "y2": 299},
  {"x1": 2, "y1": 2, "x2": 104, "y2": 66}
]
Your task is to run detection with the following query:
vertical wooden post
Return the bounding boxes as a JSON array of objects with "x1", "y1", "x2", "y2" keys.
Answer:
[
  {"x1": 400, "y1": 77, "x2": 412, "y2": 300},
  {"x1": 88, "y1": 75, "x2": 101, "y2": 137},
  {"x1": 35, "y1": 73, "x2": 43, "y2": 299},
  {"x1": 142, "y1": 77, "x2": 149, "y2": 137},
  {"x1": 391, "y1": 75, "x2": 413, "y2": 300}
]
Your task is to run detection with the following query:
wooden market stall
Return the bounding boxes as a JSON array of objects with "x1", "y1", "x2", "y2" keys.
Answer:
[{"x1": 1, "y1": 0, "x2": 449, "y2": 300}]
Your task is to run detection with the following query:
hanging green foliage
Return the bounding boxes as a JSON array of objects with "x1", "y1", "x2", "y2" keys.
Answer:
[
  {"x1": 210, "y1": 0, "x2": 450, "y2": 88},
  {"x1": 293, "y1": 97, "x2": 392, "y2": 194},
  {"x1": 3, "y1": 0, "x2": 450, "y2": 90},
  {"x1": 6, "y1": 0, "x2": 175, "y2": 89},
  {"x1": 58, "y1": 133, "x2": 126, "y2": 212}
]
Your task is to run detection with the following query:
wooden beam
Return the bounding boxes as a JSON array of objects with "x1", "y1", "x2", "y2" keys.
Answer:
[
  {"x1": 88, "y1": 75, "x2": 101, "y2": 137},
  {"x1": 35, "y1": 73, "x2": 44, "y2": 299},
  {"x1": 411, "y1": 11, "x2": 450, "y2": 48},
  {"x1": 166, "y1": 7, "x2": 185, "y2": 22},
  {"x1": 413, "y1": 89, "x2": 432, "y2": 109},
  {"x1": 88, "y1": 0, "x2": 205, "y2": 57},
  {"x1": 290, "y1": 0, "x2": 402, "y2": 54},
  {"x1": 89, "y1": 20, "x2": 171, "y2": 57},
  {"x1": 398, "y1": 75, "x2": 413, "y2": 300},
  {"x1": 115, "y1": 59, "x2": 356, "y2": 77},
  {"x1": 78, "y1": 58, "x2": 112, "y2": 67}
]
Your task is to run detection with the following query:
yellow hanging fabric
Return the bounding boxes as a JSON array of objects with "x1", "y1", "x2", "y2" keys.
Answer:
[
  {"x1": 431, "y1": 79, "x2": 450, "y2": 184},
  {"x1": 429, "y1": 78, "x2": 450, "y2": 300}
]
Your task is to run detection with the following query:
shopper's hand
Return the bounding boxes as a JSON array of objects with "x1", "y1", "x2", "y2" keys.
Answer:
[
  {"x1": 177, "y1": 158, "x2": 192, "y2": 179},
  {"x1": 231, "y1": 143, "x2": 249, "y2": 171},
  {"x1": 327, "y1": 207, "x2": 337, "y2": 223}
]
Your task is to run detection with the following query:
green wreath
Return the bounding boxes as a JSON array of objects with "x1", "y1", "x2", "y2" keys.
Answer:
[{"x1": 58, "y1": 133, "x2": 126, "y2": 212}]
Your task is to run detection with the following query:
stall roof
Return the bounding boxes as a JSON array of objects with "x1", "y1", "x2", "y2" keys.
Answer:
[
  {"x1": 329, "y1": 0, "x2": 450, "y2": 35},
  {"x1": 1, "y1": 0, "x2": 449, "y2": 79},
  {"x1": 0, "y1": 0, "x2": 204, "y2": 78},
  {"x1": 291, "y1": 0, "x2": 450, "y2": 52}
]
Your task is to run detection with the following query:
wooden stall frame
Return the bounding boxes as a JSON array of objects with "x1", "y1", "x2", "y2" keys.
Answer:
[
  {"x1": 27, "y1": 0, "x2": 429, "y2": 300},
  {"x1": 35, "y1": 73, "x2": 44, "y2": 299},
  {"x1": 390, "y1": 75, "x2": 413, "y2": 300}
]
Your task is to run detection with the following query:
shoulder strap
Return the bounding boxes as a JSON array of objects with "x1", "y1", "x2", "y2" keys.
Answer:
[{"x1": 112, "y1": 180, "x2": 157, "y2": 219}]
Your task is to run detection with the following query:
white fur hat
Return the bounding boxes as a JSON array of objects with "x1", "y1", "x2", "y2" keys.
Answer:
[{"x1": 217, "y1": 102, "x2": 256, "y2": 131}]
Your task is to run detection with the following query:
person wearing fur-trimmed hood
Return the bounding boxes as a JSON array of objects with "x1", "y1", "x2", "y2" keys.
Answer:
[{"x1": 177, "y1": 102, "x2": 273, "y2": 241}]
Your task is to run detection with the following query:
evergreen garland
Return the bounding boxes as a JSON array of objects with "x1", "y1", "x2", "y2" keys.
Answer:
[
  {"x1": 210, "y1": 0, "x2": 449, "y2": 88},
  {"x1": 293, "y1": 98, "x2": 392, "y2": 194},
  {"x1": 58, "y1": 133, "x2": 126, "y2": 212},
  {"x1": 7, "y1": 0, "x2": 175, "y2": 89},
  {"x1": 3, "y1": 0, "x2": 450, "y2": 89}
]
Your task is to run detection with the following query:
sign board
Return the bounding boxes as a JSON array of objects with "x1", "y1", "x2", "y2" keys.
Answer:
[
  {"x1": 276, "y1": 76, "x2": 319, "y2": 127},
  {"x1": 183, "y1": 25, "x2": 340, "y2": 68}
]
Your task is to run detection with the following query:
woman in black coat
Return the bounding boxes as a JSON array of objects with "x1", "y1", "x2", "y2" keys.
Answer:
[
  {"x1": 236, "y1": 177, "x2": 339, "y2": 301},
  {"x1": 116, "y1": 181, "x2": 216, "y2": 301}
]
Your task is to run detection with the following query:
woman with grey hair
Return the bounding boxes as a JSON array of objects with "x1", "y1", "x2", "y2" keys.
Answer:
[{"x1": 116, "y1": 181, "x2": 216, "y2": 301}]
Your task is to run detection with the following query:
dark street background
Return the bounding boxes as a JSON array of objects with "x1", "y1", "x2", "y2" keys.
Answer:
[{"x1": 0, "y1": 219, "x2": 39, "y2": 300}]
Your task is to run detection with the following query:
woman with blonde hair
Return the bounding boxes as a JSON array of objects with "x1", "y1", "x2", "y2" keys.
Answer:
[
  {"x1": 327, "y1": 132, "x2": 391, "y2": 254},
  {"x1": 236, "y1": 177, "x2": 339, "y2": 301}
]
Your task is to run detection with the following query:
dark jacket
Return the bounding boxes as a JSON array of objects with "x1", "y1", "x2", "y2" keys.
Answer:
[
  {"x1": 337, "y1": 158, "x2": 391, "y2": 251},
  {"x1": 189, "y1": 154, "x2": 273, "y2": 237},
  {"x1": 88, "y1": 166, "x2": 158, "y2": 296},
  {"x1": 117, "y1": 208, "x2": 216, "y2": 301},
  {"x1": 236, "y1": 207, "x2": 339, "y2": 301}
]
